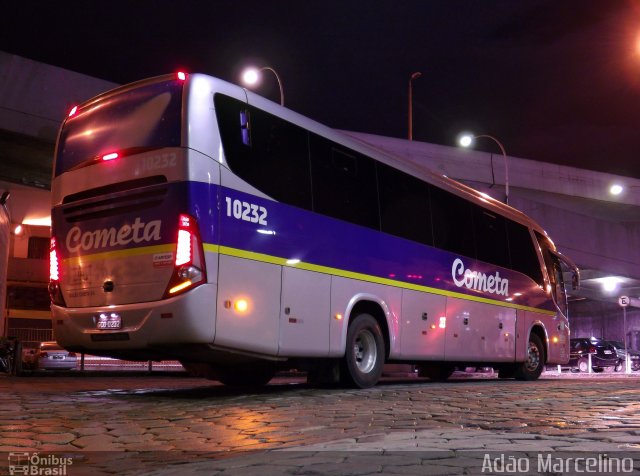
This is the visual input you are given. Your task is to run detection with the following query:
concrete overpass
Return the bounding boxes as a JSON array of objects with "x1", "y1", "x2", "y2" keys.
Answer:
[{"x1": 0, "y1": 51, "x2": 638, "y2": 344}]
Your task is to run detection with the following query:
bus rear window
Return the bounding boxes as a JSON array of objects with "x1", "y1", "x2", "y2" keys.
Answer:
[{"x1": 54, "y1": 79, "x2": 183, "y2": 177}]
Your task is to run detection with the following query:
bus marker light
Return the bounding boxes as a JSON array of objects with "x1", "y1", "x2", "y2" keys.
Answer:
[
  {"x1": 439, "y1": 316, "x2": 447, "y2": 329},
  {"x1": 335, "y1": 314, "x2": 343, "y2": 320},
  {"x1": 234, "y1": 299, "x2": 249, "y2": 313},
  {"x1": 177, "y1": 71, "x2": 187, "y2": 81},
  {"x1": 69, "y1": 106, "x2": 78, "y2": 117},
  {"x1": 552, "y1": 336, "x2": 559, "y2": 344},
  {"x1": 102, "y1": 152, "x2": 119, "y2": 161}
]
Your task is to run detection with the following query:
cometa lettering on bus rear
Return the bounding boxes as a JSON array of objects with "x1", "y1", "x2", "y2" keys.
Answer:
[
  {"x1": 451, "y1": 258, "x2": 509, "y2": 296},
  {"x1": 66, "y1": 218, "x2": 162, "y2": 253}
]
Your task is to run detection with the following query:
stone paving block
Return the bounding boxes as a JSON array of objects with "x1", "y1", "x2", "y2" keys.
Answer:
[
  {"x1": 0, "y1": 437, "x2": 36, "y2": 448},
  {"x1": 0, "y1": 423, "x2": 32, "y2": 431},
  {"x1": 0, "y1": 431, "x2": 35, "y2": 439},
  {"x1": 74, "y1": 426, "x2": 108, "y2": 436},
  {"x1": 113, "y1": 433, "x2": 156, "y2": 444},
  {"x1": 72, "y1": 433, "x2": 122, "y2": 450},
  {"x1": 39, "y1": 432, "x2": 77, "y2": 444}
]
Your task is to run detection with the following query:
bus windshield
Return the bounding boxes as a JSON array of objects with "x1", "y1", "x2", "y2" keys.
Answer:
[{"x1": 54, "y1": 78, "x2": 183, "y2": 177}]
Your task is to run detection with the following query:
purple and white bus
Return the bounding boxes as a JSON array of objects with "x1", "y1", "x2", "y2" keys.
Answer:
[{"x1": 49, "y1": 72, "x2": 579, "y2": 387}]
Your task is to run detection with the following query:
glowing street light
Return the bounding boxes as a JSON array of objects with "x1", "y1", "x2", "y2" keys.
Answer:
[
  {"x1": 241, "y1": 66, "x2": 284, "y2": 106},
  {"x1": 458, "y1": 133, "x2": 510, "y2": 205},
  {"x1": 408, "y1": 72, "x2": 422, "y2": 141}
]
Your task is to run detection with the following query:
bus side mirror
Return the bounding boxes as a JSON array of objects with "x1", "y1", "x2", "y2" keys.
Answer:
[{"x1": 571, "y1": 269, "x2": 580, "y2": 290}]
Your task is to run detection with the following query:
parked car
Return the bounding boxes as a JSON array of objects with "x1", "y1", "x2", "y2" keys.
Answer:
[
  {"x1": 21, "y1": 341, "x2": 40, "y2": 370},
  {"x1": 568, "y1": 337, "x2": 618, "y2": 372},
  {"x1": 36, "y1": 342, "x2": 77, "y2": 370},
  {"x1": 606, "y1": 341, "x2": 640, "y2": 371}
]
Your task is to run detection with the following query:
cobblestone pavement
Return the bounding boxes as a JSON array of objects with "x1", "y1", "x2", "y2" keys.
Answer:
[{"x1": 1, "y1": 372, "x2": 640, "y2": 475}]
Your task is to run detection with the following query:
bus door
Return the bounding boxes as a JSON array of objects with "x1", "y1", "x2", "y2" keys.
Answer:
[{"x1": 535, "y1": 232, "x2": 579, "y2": 320}]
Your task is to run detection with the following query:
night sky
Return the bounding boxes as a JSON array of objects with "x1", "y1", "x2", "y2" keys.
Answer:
[{"x1": 3, "y1": 1, "x2": 640, "y2": 178}]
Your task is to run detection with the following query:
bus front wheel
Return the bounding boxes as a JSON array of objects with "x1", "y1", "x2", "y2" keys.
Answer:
[
  {"x1": 514, "y1": 333, "x2": 545, "y2": 380},
  {"x1": 341, "y1": 313, "x2": 385, "y2": 388}
]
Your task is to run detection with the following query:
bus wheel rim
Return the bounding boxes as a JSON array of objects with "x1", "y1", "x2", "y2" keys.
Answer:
[
  {"x1": 354, "y1": 330, "x2": 377, "y2": 374},
  {"x1": 525, "y1": 341, "x2": 540, "y2": 372}
]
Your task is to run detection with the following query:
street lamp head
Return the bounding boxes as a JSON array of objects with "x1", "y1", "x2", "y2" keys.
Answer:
[
  {"x1": 240, "y1": 65, "x2": 284, "y2": 106},
  {"x1": 610, "y1": 184, "x2": 624, "y2": 196},
  {"x1": 241, "y1": 68, "x2": 260, "y2": 86},
  {"x1": 458, "y1": 133, "x2": 475, "y2": 148},
  {"x1": 410, "y1": 71, "x2": 422, "y2": 80}
]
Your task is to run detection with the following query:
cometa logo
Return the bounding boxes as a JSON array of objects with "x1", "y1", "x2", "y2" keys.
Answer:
[
  {"x1": 451, "y1": 258, "x2": 509, "y2": 296},
  {"x1": 65, "y1": 218, "x2": 162, "y2": 253}
]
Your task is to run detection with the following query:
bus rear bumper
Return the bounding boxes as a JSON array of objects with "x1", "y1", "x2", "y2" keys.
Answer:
[{"x1": 51, "y1": 283, "x2": 217, "y2": 359}]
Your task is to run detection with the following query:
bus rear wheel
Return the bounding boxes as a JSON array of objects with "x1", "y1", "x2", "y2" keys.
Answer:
[
  {"x1": 341, "y1": 313, "x2": 385, "y2": 388},
  {"x1": 514, "y1": 333, "x2": 545, "y2": 380}
]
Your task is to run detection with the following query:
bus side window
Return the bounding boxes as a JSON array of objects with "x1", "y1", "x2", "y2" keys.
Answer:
[
  {"x1": 507, "y1": 222, "x2": 543, "y2": 285},
  {"x1": 377, "y1": 163, "x2": 432, "y2": 246},
  {"x1": 474, "y1": 208, "x2": 508, "y2": 268},
  {"x1": 215, "y1": 94, "x2": 312, "y2": 211},
  {"x1": 309, "y1": 134, "x2": 379, "y2": 230},
  {"x1": 430, "y1": 187, "x2": 475, "y2": 259}
]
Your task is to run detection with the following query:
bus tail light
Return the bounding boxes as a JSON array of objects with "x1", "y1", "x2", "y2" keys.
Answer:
[
  {"x1": 164, "y1": 214, "x2": 207, "y2": 298},
  {"x1": 48, "y1": 237, "x2": 67, "y2": 307}
]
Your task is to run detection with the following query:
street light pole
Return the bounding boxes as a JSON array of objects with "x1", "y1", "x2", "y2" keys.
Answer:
[
  {"x1": 459, "y1": 133, "x2": 510, "y2": 205},
  {"x1": 408, "y1": 72, "x2": 422, "y2": 140},
  {"x1": 241, "y1": 66, "x2": 284, "y2": 106}
]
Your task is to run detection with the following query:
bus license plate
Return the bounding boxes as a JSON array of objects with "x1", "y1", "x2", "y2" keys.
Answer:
[{"x1": 96, "y1": 313, "x2": 122, "y2": 330}]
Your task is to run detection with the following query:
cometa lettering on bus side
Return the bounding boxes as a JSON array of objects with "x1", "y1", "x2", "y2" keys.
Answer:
[
  {"x1": 451, "y1": 258, "x2": 509, "y2": 296},
  {"x1": 65, "y1": 218, "x2": 162, "y2": 252}
]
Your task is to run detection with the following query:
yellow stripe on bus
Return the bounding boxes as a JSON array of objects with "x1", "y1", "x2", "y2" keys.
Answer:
[
  {"x1": 61, "y1": 241, "x2": 554, "y2": 316},
  {"x1": 62, "y1": 244, "x2": 175, "y2": 266},
  {"x1": 217, "y1": 245, "x2": 556, "y2": 316}
]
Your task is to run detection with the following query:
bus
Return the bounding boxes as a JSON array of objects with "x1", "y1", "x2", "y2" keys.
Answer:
[{"x1": 49, "y1": 72, "x2": 579, "y2": 388}]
